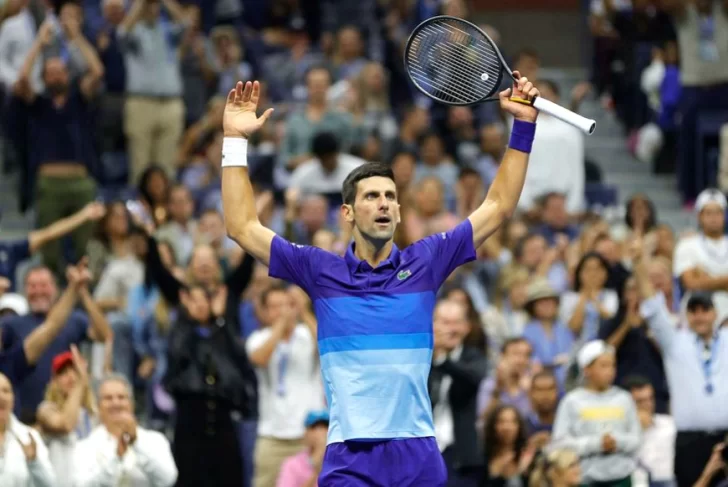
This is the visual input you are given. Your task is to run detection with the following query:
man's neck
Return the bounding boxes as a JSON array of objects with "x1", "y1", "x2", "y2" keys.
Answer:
[
  {"x1": 353, "y1": 234, "x2": 393, "y2": 268},
  {"x1": 703, "y1": 230, "x2": 724, "y2": 240},
  {"x1": 536, "y1": 409, "x2": 556, "y2": 425},
  {"x1": 585, "y1": 383, "x2": 610, "y2": 393}
]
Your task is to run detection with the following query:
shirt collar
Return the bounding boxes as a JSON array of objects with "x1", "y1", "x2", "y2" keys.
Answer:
[{"x1": 345, "y1": 241, "x2": 401, "y2": 273}]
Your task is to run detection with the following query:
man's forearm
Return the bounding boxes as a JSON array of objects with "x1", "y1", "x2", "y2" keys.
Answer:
[
  {"x1": 222, "y1": 166, "x2": 260, "y2": 244},
  {"x1": 72, "y1": 34, "x2": 104, "y2": 79},
  {"x1": 29, "y1": 208, "x2": 89, "y2": 253},
  {"x1": 161, "y1": 0, "x2": 188, "y2": 24},
  {"x1": 80, "y1": 289, "x2": 112, "y2": 341},
  {"x1": 24, "y1": 287, "x2": 79, "y2": 364}
]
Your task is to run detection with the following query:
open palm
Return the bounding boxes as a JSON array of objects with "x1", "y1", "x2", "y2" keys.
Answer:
[{"x1": 223, "y1": 81, "x2": 274, "y2": 139}]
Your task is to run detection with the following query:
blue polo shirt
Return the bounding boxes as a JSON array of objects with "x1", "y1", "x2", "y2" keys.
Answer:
[
  {"x1": 269, "y1": 219, "x2": 476, "y2": 443},
  {"x1": 0, "y1": 344, "x2": 33, "y2": 385},
  {"x1": 0, "y1": 239, "x2": 31, "y2": 291}
]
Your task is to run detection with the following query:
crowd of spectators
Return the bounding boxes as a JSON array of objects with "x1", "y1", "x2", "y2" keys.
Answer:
[{"x1": 0, "y1": 0, "x2": 727, "y2": 486}]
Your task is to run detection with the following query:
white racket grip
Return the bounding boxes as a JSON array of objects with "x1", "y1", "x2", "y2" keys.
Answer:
[{"x1": 533, "y1": 97, "x2": 596, "y2": 135}]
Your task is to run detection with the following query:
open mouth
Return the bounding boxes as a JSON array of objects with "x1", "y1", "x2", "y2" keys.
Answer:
[{"x1": 375, "y1": 216, "x2": 391, "y2": 224}]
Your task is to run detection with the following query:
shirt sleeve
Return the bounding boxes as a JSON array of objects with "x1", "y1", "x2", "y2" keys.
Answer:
[
  {"x1": 672, "y1": 238, "x2": 699, "y2": 278},
  {"x1": 412, "y1": 219, "x2": 477, "y2": 287},
  {"x1": 268, "y1": 236, "x2": 327, "y2": 295},
  {"x1": 245, "y1": 329, "x2": 271, "y2": 356}
]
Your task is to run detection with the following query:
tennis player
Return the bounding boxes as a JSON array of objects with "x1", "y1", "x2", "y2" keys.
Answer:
[{"x1": 220, "y1": 75, "x2": 540, "y2": 486}]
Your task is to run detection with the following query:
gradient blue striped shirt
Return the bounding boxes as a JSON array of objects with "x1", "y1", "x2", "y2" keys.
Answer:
[{"x1": 268, "y1": 220, "x2": 476, "y2": 443}]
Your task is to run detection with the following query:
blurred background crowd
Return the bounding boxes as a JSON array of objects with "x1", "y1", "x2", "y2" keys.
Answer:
[{"x1": 0, "y1": 0, "x2": 727, "y2": 486}]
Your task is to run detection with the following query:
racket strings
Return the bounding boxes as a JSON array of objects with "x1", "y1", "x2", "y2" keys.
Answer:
[{"x1": 406, "y1": 18, "x2": 502, "y2": 104}]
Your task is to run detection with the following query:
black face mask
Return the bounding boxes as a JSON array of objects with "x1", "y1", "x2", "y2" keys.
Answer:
[{"x1": 46, "y1": 82, "x2": 68, "y2": 97}]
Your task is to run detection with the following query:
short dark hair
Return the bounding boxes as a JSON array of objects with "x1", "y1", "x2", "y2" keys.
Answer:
[
  {"x1": 538, "y1": 191, "x2": 565, "y2": 209},
  {"x1": 312, "y1": 132, "x2": 339, "y2": 159},
  {"x1": 341, "y1": 162, "x2": 396, "y2": 205},
  {"x1": 535, "y1": 79, "x2": 560, "y2": 97},
  {"x1": 622, "y1": 375, "x2": 653, "y2": 392},
  {"x1": 260, "y1": 283, "x2": 288, "y2": 307},
  {"x1": 531, "y1": 370, "x2": 557, "y2": 387},
  {"x1": 502, "y1": 337, "x2": 530, "y2": 354}
]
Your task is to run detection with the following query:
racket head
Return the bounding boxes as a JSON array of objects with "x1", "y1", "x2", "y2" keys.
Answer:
[{"x1": 404, "y1": 16, "x2": 512, "y2": 106}]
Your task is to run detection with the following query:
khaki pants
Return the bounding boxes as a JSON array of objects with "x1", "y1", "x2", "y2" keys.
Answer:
[
  {"x1": 35, "y1": 174, "x2": 96, "y2": 278},
  {"x1": 253, "y1": 436, "x2": 304, "y2": 487},
  {"x1": 124, "y1": 96, "x2": 185, "y2": 185}
]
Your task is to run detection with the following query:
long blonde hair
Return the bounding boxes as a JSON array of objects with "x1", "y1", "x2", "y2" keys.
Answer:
[
  {"x1": 43, "y1": 372, "x2": 97, "y2": 416},
  {"x1": 529, "y1": 449, "x2": 579, "y2": 487}
]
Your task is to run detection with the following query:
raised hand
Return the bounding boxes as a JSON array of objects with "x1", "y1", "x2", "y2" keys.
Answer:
[
  {"x1": 499, "y1": 71, "x2": 539, "y2": 123},
  {"x1": 17, "y1": 433, "x2": 37, "y2": 462},
  {"x1": 82, "y1": 201, "x2": 107, "y2": 222},
  {"x1": 0, "y1": 276, "x2": 10, "y2": 296},
  {"x1": 222, "y1": 81, "x2": 274, "y2": 140},
  {"x1": 70, "y1": 344, "x2": 89, "y2": 384}
]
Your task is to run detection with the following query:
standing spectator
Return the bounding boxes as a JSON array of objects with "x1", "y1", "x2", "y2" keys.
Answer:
[
  {"x1": 36, "y1": 347, "x2": 97, "y2": 487},
  {"x1": 278, "y1": 66, "x2": 354, "y2": 173},
  {"x1": 246, "y1": 284, "x2": 323, "y2": 487},
  {"x1": 673, "y1": 189, "x2": 728, "y2": 323},
  {"x1": 526, "y1": 370, "x2": 560, "y2": 440},
  {"x1": 0, "y1": 0, "x2": 40, "y2": 93},
  {"x1": 8, "y1": 16, "x2": 105, "y2": 277},
  {"x1": 623, "y1": 376, "x2": 677, "y2": 487},
  {"x1": 477, "y1": 337, "x2": 533, "y2": 420},
  {"x1": 633, "y1": 236, "x2": 728, "y2": 487},
  {"x1": 599, "y1": 277, "x2": 670, "y2": 414},
  {"x1": 551, "y1": 340, "x2": 641, "y2": 487},
  {"x1": 0, "y1": 263, "x2": 112, "y2": 420},
  {"x1": 154, "y1": 184, "x2": 197, "y2": 267},
  {"x1": 0, "y1": 372, "x2": 56, "y2": 486},
  {"x1": 178, "y1": 3, "x2": 216, "y2": 126},
  {"x1": 72, "y1": 374, "x2": 178, "y2": 486},
  {"x1": 662, "y1": 0, "x2": 728, "y2": 202},
  {"x1": 522, "y1": 278, "x2": 575, "y2": 389},
  {"x1": 276, "y1": 410, "x2": 329, "y2": 487},
  {"x1": 164, "y1": 285, "x2": 253, "y2": 487},
  {"x1": 119, "y1": 0, "x2": 188, "y2": 182},
  {"x1": 429, "y1": 299, "x2": 487, "y2": 487},
  {"x1": 0, "y1": 201, "x2": 105, "y2": 290}
]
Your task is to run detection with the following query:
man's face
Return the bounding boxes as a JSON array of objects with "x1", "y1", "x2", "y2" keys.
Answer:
[
  {"x1": 199, "y1": 212, "x2": 225, "y2": 245},
  {"x1": 43, "y1": 58, "x2": 70, "y2": 96},
  {"x1": 264, "y1": 290, "x2": 290, "y2": 325},
  {"x1": 585, "y1": 353, "x2": 616, "y2": 389},
  {"x1": 25, "y1": 269, "x2": 58, "y2": 314},
  {"x1": 699, "y1": 203, "x2": 725, "y2": 236},
  {"x1": 143, "y1": 0, "x2": 161, "y2": 21},
  {"x1": 168, "y1": 187, "x2": 193, "y2": 222},
  {"x1": 344, "y1": 177, "x2": 400, "y2": 243},
  {"x1": 433, "y1": 301, "x2": 470, "y2": 350},
  {"x1": 103, "y1": 0, "x2": 126, "y2": 24},
  {"x1": 502, "y1": 341, "x2": 532, "y2": 376},
  {"x1": 98, "y1": 379, "x2": 133, "y2": 425},
  {"x1": 542, "y1": 195, "x2": 568, "y2": 228},
  {"x1": 530, "y1": 374, "x2": 559, "y2": 413},
  {"x1": 299, "y1": 197, "x2": 328, "y2": 234},
  {"x1": 186, "y1": 287, "x2": 211, "y2": 322},
  {"x1": 307, "y1": 69, "x2": 330, "y2": 104},
  {"x1": 687, "y1": 305, "x2": 716, "y2": 337},
  {"x1": 520, "y1": 235, "x2": 547, "y2": 269},
  {"x1": 630, "y1": 384, "x2": 655, "y2": 416}
]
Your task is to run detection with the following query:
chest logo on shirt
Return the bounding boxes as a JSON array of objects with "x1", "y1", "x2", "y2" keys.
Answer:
[{"x1": 397, "y1": 269, "x2": 412, "y2": 281}]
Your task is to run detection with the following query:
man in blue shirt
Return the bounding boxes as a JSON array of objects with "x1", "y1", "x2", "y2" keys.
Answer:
[{"x1": 220, "y1": 77, "x2": 541, "y2": 485}]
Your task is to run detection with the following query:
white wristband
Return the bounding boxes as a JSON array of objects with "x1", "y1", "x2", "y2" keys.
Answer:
[{"x1": 222, "y1": 137, "x2": 249, "y2": 167}]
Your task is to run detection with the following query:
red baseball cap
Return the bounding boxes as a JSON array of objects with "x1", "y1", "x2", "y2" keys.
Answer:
[{"x1": 52, "y1": 351, "x2": 74, "y2": 374}]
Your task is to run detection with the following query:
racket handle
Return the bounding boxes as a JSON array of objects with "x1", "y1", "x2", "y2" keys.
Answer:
[{"x1": 532, "y1": 97, "x2": 596, "y2": 135}]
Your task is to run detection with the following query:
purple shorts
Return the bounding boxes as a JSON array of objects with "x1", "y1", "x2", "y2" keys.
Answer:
[{"x1": 318, "y1": 437, "x2": 447, "y2": 487}]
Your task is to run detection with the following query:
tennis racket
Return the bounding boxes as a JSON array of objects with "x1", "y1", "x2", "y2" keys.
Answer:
[{"x1": 404, "y1": 16, "x2": 597, "y2": 135}]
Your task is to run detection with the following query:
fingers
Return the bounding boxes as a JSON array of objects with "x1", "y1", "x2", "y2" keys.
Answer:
[
  {"x1": 260, "y1": 107, "x2": 274, "y2": 122},
  {"x1": 498, "y1": 87, "x2": 512, "y2": 100},
  {"x1": 234, "y1": 81, "x2": 244, "y2": 103},
  {"x1": 227, "y1": 89, "x2": 235, "y2": 105},
  {"x1": 242, "y1": 81, "x2": 253, "y2": 103},
  {"x1": 250, "y1": 81, "x2": 260, "y2": 106}
]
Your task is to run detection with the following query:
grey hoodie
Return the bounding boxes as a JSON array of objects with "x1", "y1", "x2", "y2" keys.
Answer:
[{"x1": 551, "y1": 386, "x2": 641, "y2": 483}]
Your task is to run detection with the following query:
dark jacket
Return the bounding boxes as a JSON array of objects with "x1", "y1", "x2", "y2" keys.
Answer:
[{"x1": 428, "y1": 345, "x2": 488, "y2": 470}]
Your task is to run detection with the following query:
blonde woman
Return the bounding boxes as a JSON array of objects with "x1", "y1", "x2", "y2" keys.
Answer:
[
  {"x1": 36, "y1": 346, "x2": 96, "y2": 487},
  {"x1": 482, "y1": 266, "x2": 531, "y2": 354},
  {"x1": 529, "y1": 449, "x2": 582, "y2": 487}
]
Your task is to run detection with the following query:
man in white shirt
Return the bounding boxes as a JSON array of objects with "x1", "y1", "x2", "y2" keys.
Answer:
[
  {"x1": 288, "y1": 131, "x2": 365, "y2": 196},
  {"x1": 246, "y1": 284, "x2": 322, "y2": 487},
  {"x1": 624, "y1": 376, "x2": 677, "y2": 487},
  {"x1": 515, "y1": 80, "x2": 585, "y2": 214},
  {"x1": 72, "y1": 374, "x2": 178, "y2": 487},
  {"x1": 673, "y1": 188, "x2": 728, "y2": 323},
  {"x1": 0, "y1": 0, "x2": 41, "y2": 93}
]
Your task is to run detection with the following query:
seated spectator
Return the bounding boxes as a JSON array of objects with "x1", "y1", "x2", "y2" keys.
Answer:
[
  {"x1": 560, "y1": 252, "x2": 619, "y2": 343},
  {"x1": 552, "y1": 340, "x2": 641, "y2": 487},
  {"x1": 72, "y1": 374, "x2": 178, "y2": 486},
  {"x1": 522, "y1": 278, "x2": 575, "y2": 389},
  {"x1": 528, "y1": 448, "x2": 582, "y2": 487},
  {"x1": 283, "y1": 193, "x2": 330, "y2": 246},
  {"x1": 513, "y1": 233, "x2": 570, "y2": 294},
  {"x1": 623, "y1": 376, "x2": 676, "y2": 487},
  {"x1": 155, "y1": 184, "x2": 198, "y2": 267},
  {"x1": 533, "y1": 193, "x2": 581, "y2": 245},
  {"x1": 405, "y1": 177, "x2": 459, "y2": 243},
  {"x1": 288, "y1": 132, "x2": 365, "y2": 195},
  {"x1": 481, "y1": 405, "x2": 536, "y2": 487},
  {"x1": 477, "y1": 338, "x2": 534, "y2": 421},
  {"x1": 36, "y1": 347, "x2": 97, "y2": 487},
  {"x1": 473, "y1": 123, "x2": 506, "y2": 188},
  {"x1": 331, "y1": 26, "x2": 367, "y2": 81},
  {"x1": 611, "y1": 194, "x2": 658, "y2": 246},
  {"x1": 133, "y1": 165, "x2": 172, "y2": 228},
  {"x1": 526, "y1": 371, "x2": 560, "y2": 442},
  {"x1": 276, "y1": 410, "x2": 330, "y2": 487},
  {"x1": 414, "y1": 132, "x2": 459, "y2": 207},
  {"x1": 0, "y1": 372, "x2": 56, "y2": 486},
  {"x1": 86, "y1": 201, "x2": 138, "y2": 293}
]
